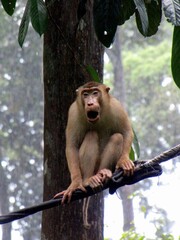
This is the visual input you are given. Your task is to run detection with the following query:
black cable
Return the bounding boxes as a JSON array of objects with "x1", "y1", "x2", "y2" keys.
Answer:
[{"x1": 0, "y1": 160, "x2": 162, "y2": 224}]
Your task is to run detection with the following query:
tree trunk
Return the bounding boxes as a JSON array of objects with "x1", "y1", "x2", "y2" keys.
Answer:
[
  {"x1": 120, "y1": 186, "x2": 135, "y2": 231},
  {"x1": 42, "y1": 1, "x2": 104, "y2": 240}
]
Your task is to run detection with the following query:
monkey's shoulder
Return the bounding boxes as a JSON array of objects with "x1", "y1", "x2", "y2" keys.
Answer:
[{"x1": 109, "y1": 97, "x2": 128, "y2": 118}]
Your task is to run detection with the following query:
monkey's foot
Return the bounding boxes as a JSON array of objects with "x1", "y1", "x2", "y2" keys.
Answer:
[
  {"x1": 97, "y1": 168, "x2": 112, "y2": 182},
  {"x1": 84, "y1": 175, "x2": 103, "y2": 189},
  {"x1": 54, "y1": 181, "x2": 86, "y2": 204},
  {"x1": 84, "y1": 169, "x2": 112, "y2": 190}
]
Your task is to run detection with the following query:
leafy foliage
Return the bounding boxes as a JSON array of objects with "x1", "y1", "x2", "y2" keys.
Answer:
[
  {"x1": 30, "y1": 0, "x2": 47, "y2": 36},
  {"x1": 135, "y1": 0, "x2": 162, "y2": 36},
  {"x1": 119, "y1": 229, "x2": 145, "y2": 240},
  {"x1": 134, "y1": 0, "x2": 149, "y2": 36},
  {"x1": 1, "y1": 0, "x2": 17, "y2": 16},
  {"x1": 171, "y1": 26, "x2": 180, "y2": 88},
  {"x1": 93, "y1": 0, "x2": 135, "y2": 47},
  {"x1": 163, "y1": 0, "x2": 180, "y2": 25},
  {"x1": 1, "y1": 0, "x2": 180, "y2": 88},
  {"x1": 18, "y1": 0, "x2": 30, "y2": 47},
  {"x1": 17, "y1": 0, "x2": 47, "y2": 47},
  {"x1": 93, "y1": 0, "x2": 179, "y2": 47}
]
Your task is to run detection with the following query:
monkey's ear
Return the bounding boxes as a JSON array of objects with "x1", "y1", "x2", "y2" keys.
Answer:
[
  {"x1": 106, "y1": 87, "x2": 110, "y2": 93},
  {"x1": 76, "y1": 89, "x2": 79, "y2": 95}
]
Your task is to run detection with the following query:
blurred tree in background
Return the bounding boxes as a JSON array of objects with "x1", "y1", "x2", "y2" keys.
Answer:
[
  {"x1": 0, "y1": 5, "x2": 43, "y2": 240},
  {"x1": 104, "y1": 16, "x2": 180, "y2": 238}
]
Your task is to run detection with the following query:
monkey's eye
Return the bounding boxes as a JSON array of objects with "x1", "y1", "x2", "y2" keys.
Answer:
[
  {"x1": 83, "y1": 92, "x2": 89, "y2": 98},
  {"x1": 92, "y1": 91, "x2": 99, "y2": 96}
]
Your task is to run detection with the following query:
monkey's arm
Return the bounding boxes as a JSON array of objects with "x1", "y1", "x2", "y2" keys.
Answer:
[
  {"x1": 65, "y1": 103, "x2": 83, "y2": 183},
  {"x1": 54, "y1": 145, "x2": 86, "y2": 203},
  {"x1": 113, "y1": 101, "x2": 134, "y2": 175},
  {"x1": 54, "y1": 104, "x2": 86, "y2": 202},
  {"x1": 66, "y1": 145, "x2": 82, "y2": 183}
]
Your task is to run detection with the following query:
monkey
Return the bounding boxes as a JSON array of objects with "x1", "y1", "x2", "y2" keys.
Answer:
[{"x1": 54, "y1": 81, "x2": 134, "y2": 204}]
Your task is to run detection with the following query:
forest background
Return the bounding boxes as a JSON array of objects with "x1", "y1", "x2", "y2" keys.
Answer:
[{"x1": 0, "y1": 1, "x2": 180, "y2": 240}]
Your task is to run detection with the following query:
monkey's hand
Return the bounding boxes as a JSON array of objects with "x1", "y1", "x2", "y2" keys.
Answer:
[
  {"x1": 116, "y1": 156, "x2": 135, "y2": 176},
  {"x1": 54, "y1": 180, "x2": 86, "y2": 204}
]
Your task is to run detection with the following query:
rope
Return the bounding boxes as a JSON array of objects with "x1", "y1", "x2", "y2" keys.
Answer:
[{"x1": 0, "y1": 144, "x2": 179, "y2": 225}]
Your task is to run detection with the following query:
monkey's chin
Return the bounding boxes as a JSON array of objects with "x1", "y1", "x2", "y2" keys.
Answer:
[{"x1": 87, "y1": 117, "x2": 99, "y2": 124}]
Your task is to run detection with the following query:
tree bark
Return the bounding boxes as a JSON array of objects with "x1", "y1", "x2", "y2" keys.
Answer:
[
  {"x1": 120, "y1": 186, "x2": 135, "y2": 231},
  {"x1": 42, "y1": 1, "x2": 104, "y2": 240}
]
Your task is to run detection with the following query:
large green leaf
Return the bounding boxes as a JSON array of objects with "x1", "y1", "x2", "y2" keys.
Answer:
[
  {"x1": 1, "y1": 0, "x2": 16, "y2": 16},
  {"x1": 136, "y1": 0, "x2": 162, "y2": 37},
  {"x1": 18, "y1": 0, "x2": 30, "y2": 47},
  {"x1": 163, "y1": 0, "x2": 180, "y2": 25},
  {"x1": 30, "y1": 0, "x2": 48, "y2": 36},
  {"x1": 117, "y1": 0, "x2": 136, "y2": 25},
  {"x1": 93, "y1": 0, "x2": 119, "y2": 47},
  {"x1": 171, "y1": 26, "x2": 180, "y2": 88},
  {"x1": 134, "y1": 0, "x2": 149, "y2": 36}
]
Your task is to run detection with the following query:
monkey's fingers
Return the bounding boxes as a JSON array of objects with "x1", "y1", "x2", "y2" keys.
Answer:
[
  {"x1": 98, "y1": 169, "x2": 112, "y2": 182},
  {"x1": 122, "y1": 162, "x2": 135, "y2": 176},
  {"x1": 53, "y1": 191, "x2": 64, "y2": 199},
  {"x1": 62, "y1": 190, "x2": 73, "y2": 204},
  {"x1": 88, "y1": 175, "x2": 103, "y2": 189},
  {"x1": 77, "y1": 185, "x2": 87, "y2": 193},
  {"x1": 53, "y1": 190, "x2": 71, "y2": 204}
]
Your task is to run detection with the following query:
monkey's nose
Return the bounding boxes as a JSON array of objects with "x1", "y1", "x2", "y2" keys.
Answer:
[{"x1": 87, "y1": 101, "x2": 94, "y2": 106}]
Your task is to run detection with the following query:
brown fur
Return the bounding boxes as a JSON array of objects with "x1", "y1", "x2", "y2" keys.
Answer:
[{"x1": 54, "y1": 81, "x2": 134, "y2": 206}]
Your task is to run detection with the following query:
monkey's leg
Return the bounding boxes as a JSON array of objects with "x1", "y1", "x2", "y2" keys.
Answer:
[
  {"x1": 79, "y1": 131, "x2": 99, "y2": 182},
  {"x1": 99, "y1": 133, "x2": 123, "y2": 171},
  {"x1": 79, "y1": 131, "x2": 99, "y2": 229}
]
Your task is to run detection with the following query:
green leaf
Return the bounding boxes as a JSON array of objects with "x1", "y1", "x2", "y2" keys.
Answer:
[
  {"x1": 18, "y1": 0, "x2": 31, "y2": 47},
  {"x1": 133, "y1": 128, "x2": 140, "y2": 158},
  {"x1": 1, "y1": 0, "x2": 16, "y2": 16},
  {"x1": 129, "y1": 147, "x2": 135, "y2": 161},
  {"x1": 118, "y1": 0, "x2": 136, "y2": 25},
  {"x1": 86, "y1": 65, "x2": 101, "y2": 83},
  {"x1": 135, "y1": 0, "x2": 162, "y2": 37},
  {"x1": 134, "y1": 0, "x2": 149, "y2": 36},
  {"x1": 146, "y1": 0, "x2": 162, "y2": 36},
  {"x1": 130, "y1": 129, "x2": 140, "y2": 161},
  {"x1": 171, "y1": 26, "x2": 180, "y2": 88},
  {"x1": 163, "y1": 0, "x2": 180, "y2": 25},
  {"x1": 30, "y1": 0, "x2": 48, "y2": 36},
  {"x1": 93, "y1": 0, "x2": 119, "y2": 47}
]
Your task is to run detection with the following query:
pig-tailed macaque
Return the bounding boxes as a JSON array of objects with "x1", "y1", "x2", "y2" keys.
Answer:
[{"x1": 54, "y1": 81, "x2": 134, "y2": 203}]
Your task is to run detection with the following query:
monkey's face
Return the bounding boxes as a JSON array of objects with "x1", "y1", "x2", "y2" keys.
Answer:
[{"x1": 81, "y1": 88, "x2": 101, "y2": 123}]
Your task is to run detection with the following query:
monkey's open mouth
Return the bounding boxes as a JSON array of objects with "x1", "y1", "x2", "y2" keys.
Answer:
[{"x1": 87, "y1": 111, "x2": 99, "y2": 122}]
